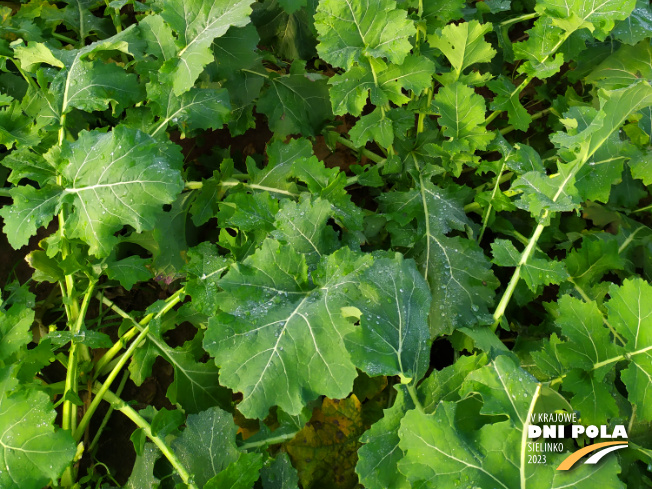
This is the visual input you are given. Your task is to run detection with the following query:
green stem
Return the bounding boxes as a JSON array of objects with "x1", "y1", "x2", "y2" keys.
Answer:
[
  {"x1": 491, "y1": 219, "x2": 547, "y2": 331},
  {"x1": 478, "y1": 163, "x2": 506, "y2": 244},
  {"x1": 93, "y1": 288, "x2": 185, "y2": 377},
  {"x1": 62, "y1": 280, "x2": 96, "y2": 433},
  {"x1": 96, "y1": 387, "x2": 199, "y2": 489},
  {"x1": 406, "y1": 383, "x2": 425, "y2": 414},
  {"x1": 88, "y1": 371, "x2": 129, "y2": 453},
  {"x1": 75, "y1": 324, "x2": 151, "y2": 441},
  {"x1": 500, "y1": 12, "x2": 539, "y2": 27},
  {"x1": 520, "y1": 384, "x2": 541, "y2": 489},
  {"x1": 0, "y1": 188, "x2": 11, "y2": 197},
  {"x1": 241, "y1": 68, "x2": 269, "y2": 78},
  {"x1": 499, "y1": 108, "x2": 551, "y2": 136},
  {"x1": 183, "y1": 180, "x2": 299, "y2": 197},
  {"x1": 335, "y1": 135, "x2": 385, "y2": 164},
  {"x1": 239, "y1": 431, "x2": 299, "y2": 450},
  {"x1": 618, "y1": 225, "x2": 644, "y2": 253},
  {"x1": 631, "y1": 203, "x2": 652, "y2": 214},
  {"x1": 51, "y1": 31, "x2": 78, "y2": 45}
]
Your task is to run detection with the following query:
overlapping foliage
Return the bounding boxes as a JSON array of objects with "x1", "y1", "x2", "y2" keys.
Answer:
[{"x1": 1, "y1": 0, "x2": 652, "y2": 487}]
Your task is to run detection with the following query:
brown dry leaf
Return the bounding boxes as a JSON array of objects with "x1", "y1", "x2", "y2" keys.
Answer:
[{"x1": 285, "y1": 395, "x2": 364, "y2": 489}]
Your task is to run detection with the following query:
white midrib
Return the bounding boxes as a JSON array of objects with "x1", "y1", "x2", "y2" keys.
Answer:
[
  {"x1": 240, "y1": 295, "x2": 310, "y2": 407},
  {"x1": 520, "y1": 384, "x2": 541, "y2": 489},
  {"x1": 63, "y1": 180, "x2": 173, "y2": 193}
]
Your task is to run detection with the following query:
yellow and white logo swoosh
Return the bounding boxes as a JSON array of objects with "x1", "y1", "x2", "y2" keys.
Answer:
[{"x1": 556, "y1": 441, "x2": 628, "y2": 470}]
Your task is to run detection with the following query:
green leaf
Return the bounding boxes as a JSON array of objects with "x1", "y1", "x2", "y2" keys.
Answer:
[
  {"x1": 503, "y1": 143, "x2": 545, "y2": 174},
  {"x1": 205, "y1": 452, "x2": 264, "y2": 489},
  {"x1": 613, "y1": 0, "x2": 652, "y2": 45},
  {"x1": 428, "y1": 21, "x2": 496, "y2": 82},
  {"x1": 345, "y1": 254, "x2": 431, "y2": 380},
  {"x1": 418, "y1": 354, "x2": 488, "y2": 412},
  {"x1": 212, "y1": 24, "x2": 265, "y2": 135},
  {"x1": 555, "y1": 295, "x2": 619, "y2": 370},
  {"x1": 138, "y1": 15, "x2": 177, "y2": 71},
  {"x1": 565, "y1": 235, "x2": 625, "y2": 291},
  {"x1": 491, "y1": 239, "x2": 569, "y2": 292},
  {"x1": 398, "y1": 403, "x2": 526, "y2": 489},
  {"x1": 51, "y1": 55, "x2": 144, "y2": 115},
  {"x1": 261, "y1": 453, "x2": 300, "y2": 489},
  {"x1": 61, "y1": 0, "x2": 112, "y2": 40},
  {"x1": 203, "y1": 241, "x2": 368, "y2": 419},
  {"x1": 315, "y1": 0, "x2": 415, "y2": 69},
  {"x1": 381, "y1": 182, "x2": 498, "y2": 334},
  {"x1": 422, "y1": 0, "x2": 464, "y2": 31},
  {"x1": 459, "y1": 355, "x2": 539, "y2": 425},
  {"x1": 171, "y1": 407, "x2": 241, "y2": 488},
  {"x1": 487, "y1": 75, "x2": 532, "y2": 132},
  {"x1": 398, "y1": 356, "x2": 621, "y2": 488},
  {"x1": 606, "y1": 278, "x2": 652, "y2": 421},
  {"x1": 512, "y1": 18, "x2": 565, "y2": 79},
  {"x1": 536, "y1": 0, "x2": 636, "y2": 39},
  {"x1": 0, "y1": 103, "x2": 39, "y2": 149},
  {"x1": 250, "y1": 138, "x2": 313, "y2": 189},
  {"x1": 155, "y1": 0, "x2": 253, "y2": 95},
  {"x1": 512, "y1": 163, "x2": 580, "y2": 218},
  {"x1": 587, "y1": 41, "x2": 652, "y2": 90},
  {"x1": 184, "y1": 243, "x2": 232, "y2": 316},
  {"x1": 329, "y1": 55, "x2": 434, "y2": 117},
  {"x1": 59, "y1": 126, "x2": 184, "y2": 257},
  {"x1": 272, "y1": 197, "x2": 340, "y2": 267},
  {"x1": 257, "y1": 62, "x2": 333, "y2": 138},
  {"x1": 278, "y1": 0, "x2": 307, "y2": 14},
  {"x1": 433, "y1": 82, "x2": 494, "y2": 152},
  {"x1": 0, "y1": 300, "x2": 34, "y2": 365},
  {"x1": 147, "y1": 83, "x2": 231, "y2": 136},
  {"x1": 0, "y1": 185, "x2": 60, "y2": 250},
  {"x1": 13, "y1": 42, "x2": 64, "y2": 72},
  {"x1": 356, "y1": 385, "x2": 413, "y2": 489},
  {"x1": 0, "y1": 386, "x2": 76, "y2": 489},
  {"x1": 104, "y1": 255, "x2": 152, "y2": 291},
  {"x1": 563, "y1": 369, "x2": 619, "y2": 425},
  {"x1": 251, "y1": 0, "x2": 318, "y2": 61},
  {"x1": 328, "y1": 63, "x2": 374, "y2": 116},
  {"x1": 130, "y1": 317, "x2": 232, "y2": 413},
  {"x1": 350, "y1": 109, "x2": 397, "y2": 149},
  {"x1": 125, "y1": 443, "x2": 160, "y2": 489}
]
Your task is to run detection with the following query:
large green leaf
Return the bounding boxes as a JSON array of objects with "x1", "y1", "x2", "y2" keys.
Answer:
[
  {"x1": 256, "y1": 62, "x2": 333, "y2": 138},
  {"x1": 203, "y1": 241, "x2": 368, "y2": 419},
  {"x1": 398, "y1": 356, "x2": 624, "y2": 489},
  {"x1": 59, "y1": 126, "x2": 184, "y2": 257},
  {"x1": 147, "y1": 82, "x2": 231, "y2": 136},
  {"x1": 0, "y1": 184, "x2": 60, "y2": 249},
  {"x1": 0, "y1": 383, "x2": 76, "y2": 489},
  {"x1": 345, "y1": 254, "x2": 431, "y2": 381},
  {"x1": 606, "y1": 278, "x2": 652, "y2": 421},
  {"x1": 428, "y1": 21, "x2": 496, "y2": 83},
  {"x1": 536, "y1": 0, "x2": 636, "y2": 38},
  {"x1": 432, "y1": 82, "x2": 494, "y2": 152},
  {"x1": 155, "y1": 0, "x2": 253, "y2": 95},
  {"x1": 315, "y1": 0, "x2": 414, "y2": 69},
  {"x1": 261, "y1": 453, "x2": 300, "y2": 489},
  {"x1": 382, "y1": 182, "x2": 498, "y2": 334},
  {"x1": 171, "y1": 407, "x2": 241, "y2": 488},
  {"x1": 356, "y1": 386, "x2": 413, "y2": 489},
  {"x1": 613, "y1": 0, "x2": 652, "y2": 45},
  {"x1": 328, "y1": 55, "x2": 434, "y2": 117}
]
